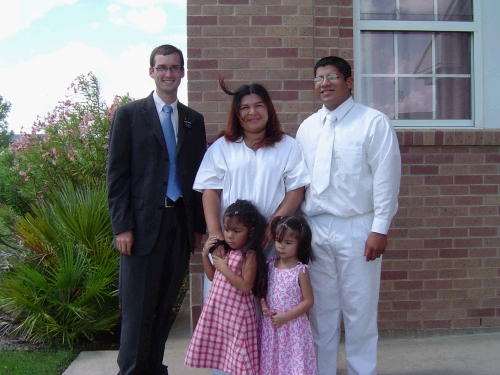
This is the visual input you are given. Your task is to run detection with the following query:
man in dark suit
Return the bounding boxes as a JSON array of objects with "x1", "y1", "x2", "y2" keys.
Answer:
[{"x1": 106, "y1": 44, "x2": 206, "y2": 375}]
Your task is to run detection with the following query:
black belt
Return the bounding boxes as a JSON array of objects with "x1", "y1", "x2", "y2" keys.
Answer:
[{"x1": 165, "y1": 197, "x2": 184, "y2": 208}]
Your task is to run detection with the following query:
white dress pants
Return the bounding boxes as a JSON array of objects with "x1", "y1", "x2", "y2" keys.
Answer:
[{"x1": 307, "y1": 212, "x2": 381, "y2": 375}]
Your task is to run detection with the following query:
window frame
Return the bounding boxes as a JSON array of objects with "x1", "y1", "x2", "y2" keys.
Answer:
[{"x1": 353, "y1": 0, "x2": 483, "y2": 128}]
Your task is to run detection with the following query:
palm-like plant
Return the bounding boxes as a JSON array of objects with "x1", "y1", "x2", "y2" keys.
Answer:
[{"x1": 0, "y1": 180, "x2": 119, "y2": 348}]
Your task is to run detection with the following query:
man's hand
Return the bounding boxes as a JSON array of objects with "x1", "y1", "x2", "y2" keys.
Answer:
[
  {"x1": 364, "y1": 232, "x2": 387, "y2": 262},
  {"x1": 116, "y1": 230, "x2": 134, "y2": 256}
]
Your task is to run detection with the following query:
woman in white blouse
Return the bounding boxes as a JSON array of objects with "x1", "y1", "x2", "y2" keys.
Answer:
[{"x1": 194, "y1": 79, "x2": 310, "y2": 261}]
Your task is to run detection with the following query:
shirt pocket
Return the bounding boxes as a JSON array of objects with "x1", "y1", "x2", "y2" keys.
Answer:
[{"x1": 334, "y1": 143, "x2": 362, "y2": 187}]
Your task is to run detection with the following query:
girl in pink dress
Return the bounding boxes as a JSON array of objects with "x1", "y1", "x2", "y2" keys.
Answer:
[
  {"x1": 259, "y1": 215, "x2": 317, "y2": 375},
  {"x1": 185, "y1": 199, "x2": 268, "y2": 375}
]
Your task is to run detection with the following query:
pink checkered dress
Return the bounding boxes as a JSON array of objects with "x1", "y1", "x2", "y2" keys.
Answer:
[{"x1": 185, "y1": 250, "x2": 259, "y2": 375}]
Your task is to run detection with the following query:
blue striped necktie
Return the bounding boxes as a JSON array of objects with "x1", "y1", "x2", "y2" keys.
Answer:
[{"x1": 161, "y1": 105, "x2": 181, "y2": 201}]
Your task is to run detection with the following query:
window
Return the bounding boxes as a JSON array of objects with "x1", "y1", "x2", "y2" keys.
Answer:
[{"x1": 354, "y1": 0, "x2": 480, "y2": 127}]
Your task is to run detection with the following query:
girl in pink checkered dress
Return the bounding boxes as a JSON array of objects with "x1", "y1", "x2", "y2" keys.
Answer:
[
  {"x1": 185, "y1": 199, "x2": 268, "y2": 375},
  {"x1": 259, "y1": 215, "x2": 317, "y2": 375}
]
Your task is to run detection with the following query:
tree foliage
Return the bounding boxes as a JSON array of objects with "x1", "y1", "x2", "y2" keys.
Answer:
[{"x1": 0, "y1": 95, "x2": 13, "y2": 148}]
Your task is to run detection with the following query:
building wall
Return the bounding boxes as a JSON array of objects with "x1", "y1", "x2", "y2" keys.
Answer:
[{"x1": 186, "y1": 0, "x2": 500, "y2": 334}]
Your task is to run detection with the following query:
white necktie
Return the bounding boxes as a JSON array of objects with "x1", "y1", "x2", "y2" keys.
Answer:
[{"x1": 312, "y1": 114, "x2": 336, "y2": 194}]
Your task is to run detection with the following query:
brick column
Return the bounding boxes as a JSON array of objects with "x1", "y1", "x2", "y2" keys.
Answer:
[{"x1": 186, "y1": 0, "x2": 354, "y2": 331}]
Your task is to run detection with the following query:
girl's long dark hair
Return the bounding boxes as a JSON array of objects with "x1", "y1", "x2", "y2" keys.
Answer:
[
  {"x1": 271, "y1": 215, "x2": 315, "y2": 264},
  {"x1": 224, "y1": 199, "x2": 268, "y2": 299},
  {"x1": 217, "y1": 77, "x2": 284, "y2": 150}
]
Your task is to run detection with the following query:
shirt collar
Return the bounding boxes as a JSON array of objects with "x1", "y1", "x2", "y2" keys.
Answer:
[
  {"x1": 153, "y1": 91, "x2": 178, "y2": 113},
  {"x1": 320, "y1": 96, "x2": 355, "y2": 125}
]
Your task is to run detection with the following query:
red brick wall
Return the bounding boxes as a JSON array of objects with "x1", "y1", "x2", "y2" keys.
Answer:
[
  {"x1": 186, "y1": 0, "x2": 500, "y2": 334},
  {"x1": 381, "y1": 130, "x2": 500, "y2": 333},
  {"x1": 186, "y1": 0, "x2": 353, "y2": 141}
]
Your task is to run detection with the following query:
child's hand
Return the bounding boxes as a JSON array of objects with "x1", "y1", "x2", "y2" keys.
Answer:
[
  {"x1": 212, "y1": 254, "x2": 228, "y2": 271},
  {"x1": 203, "y1": 236, "x2": 219, "y2": 256},
  {"x1": 260, "y1": 298, "x2": 271, "y2": 318},
  {"x1": 271, "y1": 311, "x2": 288, "y2": 328}
]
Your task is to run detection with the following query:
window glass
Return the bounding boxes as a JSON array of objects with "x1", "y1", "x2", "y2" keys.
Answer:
[
  {"x1": 360, "y1": 77, "x2": 396, "y2": 119},
  {"x1": 360, "y1": 31, "x2": 471, "y2": 120},
  {"x1": 436, "y1": 78, "x2": 471, "y2": 119},
  {"x1": 360, "y1": 0, "x2": 473, "y2": 22},
  {"x1": 360, "y1": 0, "x2": 396, "y2": 20},
  {"x1": 400, "y1": 0, "x2": 434, "y2": 21},
  {"x1": 360, "y1": 32, "x2": 394, "y2": 74}
]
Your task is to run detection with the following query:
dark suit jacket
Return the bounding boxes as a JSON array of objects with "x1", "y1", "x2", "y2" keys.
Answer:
[{"x1": 106, "y1": 92, "x2": 206, "y2": 256}]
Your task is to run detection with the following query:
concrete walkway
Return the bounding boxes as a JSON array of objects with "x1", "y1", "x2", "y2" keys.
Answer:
[{"x1": 63, "y1": 294, "x2": 500, "y2": 375}]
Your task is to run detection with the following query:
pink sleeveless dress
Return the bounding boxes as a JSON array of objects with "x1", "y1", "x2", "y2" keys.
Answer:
[
  {"x1": 185, "y1": 250, "x2": 259, "y2": 375},
  {"x1": 259, "y1": 258, "x2": 317, "y2": 375}
]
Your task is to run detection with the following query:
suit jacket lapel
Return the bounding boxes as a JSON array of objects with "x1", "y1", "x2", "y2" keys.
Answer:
[{"x1": 142, "y1": 92, "x2": 167, "y2": 150}]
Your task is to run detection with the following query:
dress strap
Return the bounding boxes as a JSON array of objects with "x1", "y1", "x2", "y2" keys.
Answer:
[
  {"x1": 267, "y1": 256, "x2": 278, "y2": 265},
  {"x1": 297, "y1": 262, "x2": 308, "y2": 273}
]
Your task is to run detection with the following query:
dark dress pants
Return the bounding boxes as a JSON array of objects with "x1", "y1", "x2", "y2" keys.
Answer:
[{"x1": 117, "y1": 206, "x2": 190, "y2": 375}]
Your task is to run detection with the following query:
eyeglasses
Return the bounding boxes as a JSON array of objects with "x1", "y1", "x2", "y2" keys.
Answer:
[
  {"x1": 154, "y1": 65, "x2": 182, "y2": 74},
  {"x1": 313, "y1": 73, "x2": 340, "y2": 84}
]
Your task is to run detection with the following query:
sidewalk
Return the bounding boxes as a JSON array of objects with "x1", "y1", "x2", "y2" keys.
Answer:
[
  {"x1": 63, "y1": 294, "x2": 500, "y2": 375},
  {"x1": 62, "y1": 292, "x2": 210, "y2": 375}
]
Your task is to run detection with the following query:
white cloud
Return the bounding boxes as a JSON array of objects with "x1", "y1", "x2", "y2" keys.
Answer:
[
  {"x1": 0, "y1": 0, "x2": 77, "y2": 40},
  {"x1": 115, "y1": 0, "x2": 184, "y2": 6},
  {"x1": 1, "y1": 42, "x2": 187, "y2": 133},
  {"x1": 107, "y1": 4, "x2": 121, "y2": 13},
  {"x1": 108, "y1": 6, "x2": 168, "y2": 33},
  {"x1": 126, "y1": 7, "x2": 167, "y2": 33}
]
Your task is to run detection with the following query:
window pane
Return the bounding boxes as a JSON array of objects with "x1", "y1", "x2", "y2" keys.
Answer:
[
  {"x1": 400, "y1": 0, "x2": 434, "y2": 21},
  {"x1": 361, "y1": 32, "x2": 395, "y2": 74},
  {"x1": 360, "y1": 0, "x2": 473, "y2": 21},
  {"x1": 438, "y1": 0, "x2": 473, "y2": 21},
  {"x1": 436, "y1": 78, "x2": 471, "y2": 119},
  {"x1": 435, "y1": 32, "x2": 471, "y2": 74},
  {"x1": 361, "y1": 77, "x2": 395, "y2": 119},
  {"x1": 398, "y1": 78, "x2": 433, "y2": 119},
  {"x1": 398, "y1": 33, "x2": 433, "y2": 74},
  {"x1": 360, "y1": 0, "x2": 396, "y2": 20}
]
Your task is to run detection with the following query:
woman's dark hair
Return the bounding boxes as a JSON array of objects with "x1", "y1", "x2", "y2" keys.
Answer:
[
  {"x1": 271, "y1": 215, "x2": 315, "y2": 264},
  {"x1": 224, "y1": 199, "x2": 268, "y2": 299},
  {"x1": 217, "y1": 77, "x2": 284, "y2": 150},
  {"x1": 314, "y1": 56, "x2": 351, "y2": 81}
]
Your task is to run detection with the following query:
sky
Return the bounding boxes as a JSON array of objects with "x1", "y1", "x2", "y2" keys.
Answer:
[{"x1": 0, "y1": 0, "x2": 187, "y2": 134}]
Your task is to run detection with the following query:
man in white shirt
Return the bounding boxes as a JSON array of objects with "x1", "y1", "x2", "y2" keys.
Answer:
[{"x1": 296, "y1": 56, "x2": 401, "y2": 375}]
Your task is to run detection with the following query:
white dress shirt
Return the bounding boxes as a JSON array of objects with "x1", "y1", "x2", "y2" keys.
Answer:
[
  {"x1": 296, "y1": 96, "x2": 401, "y2": 235},
  {"x1": 153, "y1": 91, "x2": 179, "y2": 139},
  {"x1": 193, "y1": 134, "x2": 310, "y2": 222}
]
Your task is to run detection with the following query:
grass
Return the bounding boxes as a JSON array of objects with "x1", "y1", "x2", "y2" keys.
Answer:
[{"x1": 0, "y1": 348, "x2": 78, "y2": 375}]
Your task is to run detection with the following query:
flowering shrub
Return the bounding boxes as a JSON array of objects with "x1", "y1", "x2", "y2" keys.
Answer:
[{"x1": 9, "y1": 73, "x2": 130, "y2": 202}]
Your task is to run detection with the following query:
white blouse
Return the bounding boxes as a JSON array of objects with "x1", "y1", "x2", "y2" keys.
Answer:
[{"x1": 193, "y1": 134, "x2": 310, "y2": 221}]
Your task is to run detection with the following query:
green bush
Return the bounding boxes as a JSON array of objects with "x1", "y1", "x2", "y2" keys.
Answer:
[{"x1": 0, "y1": 181, "x2": 119, "y2": 348}]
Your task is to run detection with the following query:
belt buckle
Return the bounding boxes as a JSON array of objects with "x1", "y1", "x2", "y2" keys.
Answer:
[{"x1": 165, "y1": 197, "x2": 174, "y2": 208}]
